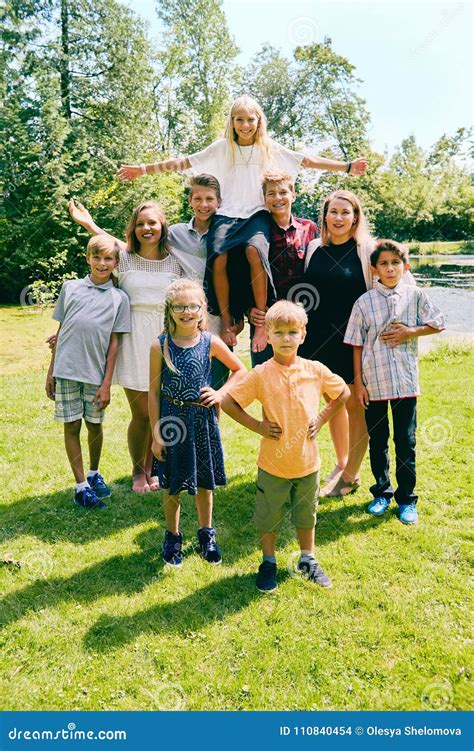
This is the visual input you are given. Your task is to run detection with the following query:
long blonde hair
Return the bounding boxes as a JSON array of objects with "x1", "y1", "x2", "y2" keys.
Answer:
[
  {"x1": 224, "y1": 95, "x2": 274, "y2": 166},
  {"x1": 161, "y1": 280, "x2": 208, "y2": 373},
  {"x1": 320, "y1": 190, "x2": 372, "y2": 247},
  {"x1": 125, "y1": 201, "x2": 170, "y2": 255}
]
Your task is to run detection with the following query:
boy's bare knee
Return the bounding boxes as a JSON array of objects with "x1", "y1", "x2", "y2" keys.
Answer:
[
  {"x1": 64, "y1": 419, "x2": 82, "y2": 436},
  {"x1": 85, "y1": 420, "x2": 103, "y2": 434}
]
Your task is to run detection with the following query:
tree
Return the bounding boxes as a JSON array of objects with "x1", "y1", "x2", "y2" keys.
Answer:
[
  {"x1": 0, "y1": 0, "x2": 180, "y2": 301},
  {"x1": 294, "y1": 38, "x2": 371, "y2": 159},
  {"x1": 155, "y1": 0, "x2": 240, "y2": 153},
  {"x1": 241, "y1": 45, "x2": 301, "y2": 147}
]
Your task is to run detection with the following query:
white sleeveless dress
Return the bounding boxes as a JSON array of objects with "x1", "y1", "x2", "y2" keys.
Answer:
[{"x1": 114, "y1": 250, "x2": 183, "y2": 391}]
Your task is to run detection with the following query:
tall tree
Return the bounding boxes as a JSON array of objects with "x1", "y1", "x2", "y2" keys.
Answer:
[
  {"x1": 294, "y1": 38, "x2": 370, "y2": 159},
  {"x1": 155, "y1": 0, "x2": 240, "y2": 153},
  {"x1": 0, "y1": 0, "x2": 183, "y2": 300},
  {"x1": 241, "y1": 45, "x2": 301, "y2": 147}
]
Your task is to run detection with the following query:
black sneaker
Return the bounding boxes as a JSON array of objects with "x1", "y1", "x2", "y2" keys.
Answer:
[
  {"x1": 74, "y1": 486, "x2": 107, "y2": 510},
  {"x1": 198, "y1": 527, "x2": 222, "y2": 564},
  {"x1": 256, "y1": 560, "x2": 277, "y2": 593},
  {"x1": 162, "y1": 530, "x2": 183, "y2": 567},
  {"x1": 298, "y1": 558, "x2": 332, "y2": 588},
  {"x1": 88, "y1": 472, "x2": 111, "y2": 498}
]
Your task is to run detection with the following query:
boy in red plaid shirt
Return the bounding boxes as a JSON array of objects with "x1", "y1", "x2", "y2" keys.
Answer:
[{"x1": 249, "y1": 170, "x2": 318, "y2": 366}]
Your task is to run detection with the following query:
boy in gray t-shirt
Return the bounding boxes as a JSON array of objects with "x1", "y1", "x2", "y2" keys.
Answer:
[{"x1": 45, "y1": 236, "x2": 131, "y2": 509}]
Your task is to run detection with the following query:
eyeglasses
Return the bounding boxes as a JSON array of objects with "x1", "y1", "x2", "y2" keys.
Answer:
[{"x1": 170, "y1": 303, "x2": 202, "y2": 313}]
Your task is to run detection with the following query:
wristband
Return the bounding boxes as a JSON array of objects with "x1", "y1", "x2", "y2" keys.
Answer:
[
  {"x1": 140, "y1": 164, "x2": 147, "y2": 176},
  {"x1": 345, "y1": 161, "x2": 352, "y2": 174}
]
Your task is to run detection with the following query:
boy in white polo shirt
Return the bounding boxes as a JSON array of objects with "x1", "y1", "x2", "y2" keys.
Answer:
[
  {"x1": 45, "y1": 236, "x2": 131, "y2": 509},
  {"x1": 222, "y1": 301, "x2": 350, "y2": 592}
]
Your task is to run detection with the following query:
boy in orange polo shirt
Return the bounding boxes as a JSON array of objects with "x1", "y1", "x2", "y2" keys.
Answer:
[{"x1": 222, "y1": 301, "x2": 350, "y2": 592}]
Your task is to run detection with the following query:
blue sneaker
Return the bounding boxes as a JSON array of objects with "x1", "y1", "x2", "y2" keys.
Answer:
[
  {"x1": 256, "y1": 561, "x2": 277, "y2": 593},
  {"x1": 88, "y1": 472, "x2": 111, "y2": 498},
  {"x1": 74, "y1": 486, "x2": 107, "y2": 510},
  {"x1": 198, "y1": 527, "x2": 222, "y2": 564},
  {"x1": 399, "y1": 503, "x2": 418, "y2": 524},
  {"x1": 163, "y1": 530, "x2": 183, "y2": 567},
  {"x1": 367, "y1": 497, "x2": 391, "y2": 516}
]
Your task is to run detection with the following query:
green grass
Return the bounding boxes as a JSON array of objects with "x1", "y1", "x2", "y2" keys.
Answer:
[
  {"x1": 407, "y1": 240, "x2": 474, "y2": 256},
  {"x1": 1, "y1": 308, "x2": 473, "y2": 711}
]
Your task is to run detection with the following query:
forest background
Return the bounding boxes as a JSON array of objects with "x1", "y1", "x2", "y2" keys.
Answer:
[{"x1": 1, "y1": 0, "x2": 473, "y2": 303}]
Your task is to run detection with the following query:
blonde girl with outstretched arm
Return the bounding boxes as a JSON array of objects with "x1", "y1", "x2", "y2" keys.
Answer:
[{"x1": 118, "y1": 95, "x2": 368, "y2": 356}]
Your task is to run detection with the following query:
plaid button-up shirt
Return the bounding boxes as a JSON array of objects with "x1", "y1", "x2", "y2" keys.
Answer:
[
  {"x1": 269, "y1": 216, "x2": 318, "y2": 301},
  {"x1": 344, "y1": 280, "x2": 445, "y2": 400}
]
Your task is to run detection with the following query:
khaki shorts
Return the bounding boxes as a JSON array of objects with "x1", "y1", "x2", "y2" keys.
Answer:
[
  {"x1": 54, "y1": 378, "x2": 104, "y2": 423},
  {"x1": 254, "y1": 468, "x2": 319, "y2": 532}
]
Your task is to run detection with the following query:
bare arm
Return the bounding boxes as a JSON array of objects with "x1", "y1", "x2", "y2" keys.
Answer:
[
  {"x1": 221, "y1": 394, "x2": 282, "y2": 440},
  {"x1": 117, "y1": 156, "x2": 192, "y2": 182},
  {"x1": 148, "y1": 341, "x2": 165, "y2": 460},
  {"x1": 45, "y1": 325, "x2": 60, "y2": 399},
  {"x1": 199, "y1": 336, "x2": 247, "y2": 407},
  {"x1": 309, "y1": 385, "x2": 351, "y2": 437},
  {"x1": 93, "y1": 333, "x2": 119, "y2": 410},
  {"x1": 301, "y1": 155, "x2": 368, "y2": 176},
  {"x1": 352, "y1": 345, "x2": 369, "y2": 409},
  {"x1": 68, "y1": 199, "x2": 126, "y2": 249}
]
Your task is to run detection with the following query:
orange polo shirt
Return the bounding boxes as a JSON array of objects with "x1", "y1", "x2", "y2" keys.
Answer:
[{"x1": 229, "y1": 357, "x2": 346, "y2": 479}]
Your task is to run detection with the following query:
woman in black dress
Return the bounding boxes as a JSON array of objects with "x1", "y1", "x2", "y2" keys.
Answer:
[{"x1": 302, "y1": 190, "x2": 375, "y2": 496}]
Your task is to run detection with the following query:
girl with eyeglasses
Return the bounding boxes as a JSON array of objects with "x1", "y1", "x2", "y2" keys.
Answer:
[{"x1": 149, "y1": 279, "x2": 246, "y2": 567}]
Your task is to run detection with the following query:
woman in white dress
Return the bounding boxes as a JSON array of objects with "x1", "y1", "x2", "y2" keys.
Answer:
[{"x1": 68, "y1": 199, "x2": 183, "y2": 492}]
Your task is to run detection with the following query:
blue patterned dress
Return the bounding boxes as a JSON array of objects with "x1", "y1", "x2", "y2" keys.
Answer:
[{"x1": 152, "y1": 332, "x2": 226, "y2": 495}]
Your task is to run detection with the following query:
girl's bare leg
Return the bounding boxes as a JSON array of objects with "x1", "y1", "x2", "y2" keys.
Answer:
[
  {"x1": 213, "y1": 253, "x2": 236, "y2": 346},
  {"x1": 124, "y1": 388, "x2": 152, "y2": 492},
  {"x1": 163, "y1": 489, "x2": 180, "y2": 533},
  {"x1": 195, "y1": 488, "x2": 213, "y2": 528},
  {"x1": 246, "y1": 245, "x2": 268, "y2": 352}
]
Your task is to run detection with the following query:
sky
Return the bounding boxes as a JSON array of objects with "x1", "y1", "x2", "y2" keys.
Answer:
[{"x1": 125, "y1": 0, "x2": 473, "y2": 156}]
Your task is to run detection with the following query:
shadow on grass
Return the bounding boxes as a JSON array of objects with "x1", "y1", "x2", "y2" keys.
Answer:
[
  {"x1": 315, "y1": 496, "x2": 393, "y2": 546},
  {"x1": 1, "y1": 478, "x2": 262, "y2": 560},
  {"x1": 1, "y1": 478, "x2": 387, "y2": 633},
  {"x1": 0, "y1": 528, "x2": 163, "y2": 629},
  {"x1": 83, "y1": 572, "x2": 260, "y2": 652}
]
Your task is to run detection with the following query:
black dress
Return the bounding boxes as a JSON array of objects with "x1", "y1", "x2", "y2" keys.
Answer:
[{"x1": 300, "y1": 239, "x2": 367, "y2": 383}]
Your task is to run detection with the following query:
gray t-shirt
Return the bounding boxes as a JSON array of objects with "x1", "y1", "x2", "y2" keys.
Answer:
[
  {"x1": 169, "y1": 219, "x2": 207, "y2": 281},
  {"x1": 52, "y1": 276, "x2": 131, "y2": 385}
]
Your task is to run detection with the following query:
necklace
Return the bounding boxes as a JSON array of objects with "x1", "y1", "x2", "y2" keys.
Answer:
[
  {"x1": 173, "y1": 332, "x2": 200, "y2": 341},
  {"x1": 237, "y1": 143, "x2": 255, "y2": 166}
]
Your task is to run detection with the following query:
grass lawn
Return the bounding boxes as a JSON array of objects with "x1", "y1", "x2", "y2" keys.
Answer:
[
  {"x1": 0, "y1": 307, "x2": 472, "y2": 711},
  {"x1": 407, "y1": 240, "x2": 474, "y2": 255}
]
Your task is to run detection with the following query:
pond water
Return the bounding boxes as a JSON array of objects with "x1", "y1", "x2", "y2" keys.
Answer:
[
  {"x1": 409, "y1": 255, "x2": 473, "y2": 349},
  {"x1": 410, "y1": 255, "x2": 474, "y2": 289}
]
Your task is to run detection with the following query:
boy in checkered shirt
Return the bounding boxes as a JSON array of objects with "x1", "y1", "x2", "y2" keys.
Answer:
[{"x1": 344, "y1": 239, "x2": 444, "y2": 524}]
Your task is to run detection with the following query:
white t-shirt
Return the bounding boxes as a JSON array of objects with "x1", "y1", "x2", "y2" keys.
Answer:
[{"x1": 188, "y1": 138, "x2": 305, "y2": 219}]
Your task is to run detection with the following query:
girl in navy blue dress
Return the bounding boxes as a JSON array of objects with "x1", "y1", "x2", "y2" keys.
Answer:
[{"x1": 149, "y1": 279, "x2": 246, "y2": 567}]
